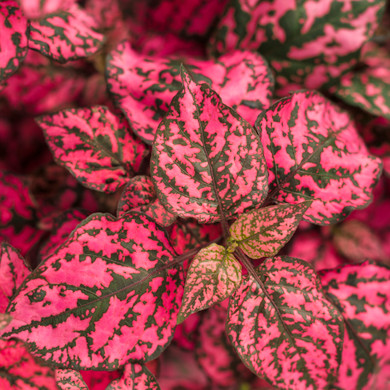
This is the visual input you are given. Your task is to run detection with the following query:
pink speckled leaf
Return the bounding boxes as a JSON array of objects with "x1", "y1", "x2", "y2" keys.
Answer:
[
  {"x1": 210, "y1": 0, "x2": 385, "y2": 92},
  {"x1": 18, "y1": 0, "x2": 76, "y2": 19},
  {"x1": 0, "y1": 0, "x2": 28, "y2": 83},
  {"x1": 36, "y1": 209, "x2": 88, "y2": 262},
  {"x1": 333, "y1": 43, "x2": 390, "y2": 119},
  {"x1": 28, "y1": 4, "x2": 105, "y2": 63},
  {"x1": 118, "y1": 176, "x2": 177, "y2": 227},
  {"x1": 0, "y1": 339, "x2": 57, "y2": 389},
  {"x1": 177, "y1": 244, "x2": 241, "y2": 323},
  {"x1": 151, "y1": 67, "x2": 268, "y2": 223},
  {"x1": 0, "y1": 213, "x2": 184, "y2": 370},
  {"x1": 55, "y1": 369, "x2": 88, "y2": 390},
  {"x1": 333, "y1": 220, "x2": 388, "y2": 263},
  {"x1": 227, "y1": 256, "x2": 344, "y2": 389},
  {"x1": 320, "y1": 262, "x2": 390, "y2": 389},
  {"x1": 196, "y1": 301, "x2": 251, "y2": 387},
  {"x1": 256, "y1": 91, "x2": 382, "y2": 225},
  {"x1": 0, "y1": 243, "x2": 30, "y2": 313},
  {"x1": 0, "y1": 171, "x2": 43, "y2": 256},
  {"x1": 106, "y1": 363, "x2": 160, "y2": 390},
  {"x1": 230, "y1": 202, "x2": 310, "y2": 259},
  {"x1": 106, "y1": 42, "x2": 273, "y2": 143},
  {"x1": 36, "y1": 106, "x2": 149, "y2": 193}
]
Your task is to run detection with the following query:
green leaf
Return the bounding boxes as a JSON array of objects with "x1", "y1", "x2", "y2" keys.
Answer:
[
  {"x1": 177, "y1": 244, "x2": 242, "y2": 323},
  {"x1": 229, "y1": 202, "x2": 311, "y2": 259}
]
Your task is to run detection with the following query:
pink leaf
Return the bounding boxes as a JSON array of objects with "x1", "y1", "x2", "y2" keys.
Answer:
[
  {"x1": 0, "y1": 0, "x2": 28, "y2": 83},
  {"x1": 196, "y1": 301, "x2": 252, "y2": 387},
  {"x1": 28, "y1": 4, "x2": 105, "y2": 63},
  {"x1": 106, "y1": 42, "x2": 273, "y2": 143},
  {"x1": 0, "y1": 339, "x2": 57, "y2": 389},
  {"x1": 151, "y1": 67, "x2": 268, "y2": 223},
  {"x1": 256, "y1": 91, "x2": 383, "y2": 225},
  {"x1": 178, "y1": 244, "x2": 241, "y2": 323},
  {"x1": 227, "y1": 256, "x2": 344, "y2": 389},
  {"x1": 0, "y1": 243, "x2": 30, "y2": 313},
  {"x1": 36, "y1": 106, "x2": 149, "y2": 193},
  {"x1": 172, "y1": 312, "x2": 201, "y2": 351},
  {"x1": 230, "y1": 202, "x2": 311, "y2": 259},
  {"x1": 106, "y1": 363, "x2": 160, "y2": 389},
  {"x1": 320, "y1": 261, "x2": 390, "y2": 389},
  {"x1": 55, "y1": 369, "x2": 88, "y2": 390},
  {"x1": 333, "y1": 220, "x2": 388, "y2": 263},
  {"x1": 1, "y1": 213, "x2": 184, "y2": 370},
  {"x1": 0, "y1": 171, "x2": 43, "y2": 256},
  {"x1": 118, "y1": 176, "x2": 176, "y2": 227},
  {"x1": 210, "y1": 0, "x2": 385, "y2": 91},
  {"x1": 18, "y1": 0, "x2": 76, "y2": 19}
]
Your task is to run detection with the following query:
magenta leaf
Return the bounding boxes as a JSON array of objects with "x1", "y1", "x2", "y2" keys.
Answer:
[
  {"x1": 0, "y1": 339, "x2": 57, "y2": 389},
  {"x1": 0, "y1": 171, "x2": 43, "y2": 256},
  {"x1": 1, "y1": 213, "x2": 184, "y2": 370},
  {"x1": 106, "y1": 363, "x2": 160, "y2": 390},
  {"x1": 28, "y1": 4, "x2": 105, "y2": 63},
  {"x1": 173, "y1": 312, "x2": 201, "y2": 350},
  {"x1": 106, "y1": 42, "x2": 273, "y2": 143},
  {"x1": 333, "y1": 43, "x2": 390, "y2": 120},
  {"x1": 230, "y1": 202, "x2": 311, "y2": 259},
  {"x1": 118, "y1": 176, "x2": 177, "y2": 227},
  {"x1": 55, "y1": 369, "x2": 88, "y2": 390},
  {"x1": 151, "y1": 67, "x2": 268, "y2": 223},
  {"x1": 0, "y1": 243, "x2": 30, "y2": 313},
  {"x1": 256, "y1": 91, "x2": 382, "y2": 225},
  {"x1": 36, "y1": 106, "x2": 149, "y2": 193},
  {"x1": 196, "y1": 301, "x2": 251, "y2": 387},
  {"x1": 0, "y1": 0, "x2": 28, "y2": 83},
  {"x1": 320, "y1": 261, "x2": 390, "y2": 389},
  {"x1": 210, "y1": 0, "x2": 385, "y2": 92},
  {"x1": 18, "y1": 0, "x2": 76, "y2": 19},
  {"x1": 177, "y1": 244, "x2": 241, "y2": 323},
  {"x1": 227, "y1": 256, "x2": 344, "y2": 389},
  {"x1": 333, "y1": 220, "x2": 388, "y2": 263}
]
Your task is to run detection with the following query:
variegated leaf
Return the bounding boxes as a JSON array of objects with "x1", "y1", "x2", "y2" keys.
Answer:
[
  {"x1": 333, "y1": 43, "x2": 390, "y2": 120},
  {"x1": 256, "y1": 91, "x2": 382, "y2": 225},
  {"x1": 151, "y1": 67, "x2": 268, "y2": 223},
  {"x1": 28, "y1": 4, "x2": 105, "y2": 63},
  {"x1": 0, "y1": 243, "x2": 30, "y2": 313},
  {"x1": 196, "y1": 301, "x2": 251, "y2": 387},
  {"x1": 106, "y1": 42, "x2": 273, "y2": 143},
  {"x1": 229, "y1": 202, "x2": 310, "y2": 259},
  {"x1": 333, "y1": 220, "x2": 388, "y2": 263},
  {"x1": 320, "y1": 261, "x2": 390, "y2": 389},
  {"x1": 118, "y1": 176, "x2": 176, "y2": 227},
  {"x1": 210, "y1": 0, "x2": 385, "y2": 92},
  {"x1": 0, "y1": 339, "x2": 57, "y2": 389},
  {"x1": 177, "y1": 244, "x2": 241, "y2": 323},
  {"x1": 0, "y1": 171, "x2": 43, "y2": 256},
  {"x1": 36, "y1": 106, "x2": 149, "y2": 193},
  {"x1": 0, "y1": 213, "x2": 184, "y2": 370},
  {"x1": 55, "y1": 369, "x2": 88, "y2": 390},
  {"x1": 0, "y1": 0, "x2": 28, "y2": 84},
  {"x1": 227, "y1": 256, "x2": 344, "y2": 389},
  {"x1": 106, "y1": 363, "x2": 160, "y2": 390}
]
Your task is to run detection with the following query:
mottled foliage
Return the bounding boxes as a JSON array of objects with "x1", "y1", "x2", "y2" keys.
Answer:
[
  {"x1": 256, "y1": 91, "x2": 382, "y2": 225},
  {"x1": 1, "y1": 213, "x2": 184, "y2": 370},
  {"x1": 227, "y1": 256, "x2": 344, "y2": 389},
  {"x1": 55, "y1": 369, "x2": 88, "y2": 390},
  {"x1": 151, "y1": 68, "x2": 268, "y2": 223}
]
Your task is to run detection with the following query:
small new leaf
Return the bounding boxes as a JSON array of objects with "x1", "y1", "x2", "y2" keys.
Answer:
[
  {"x1": 230, "y1": 202, "x2": 311, "y2": 259},
  {"x1": 177, "y1": 244, "x2": 242, "y2": 323}
]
